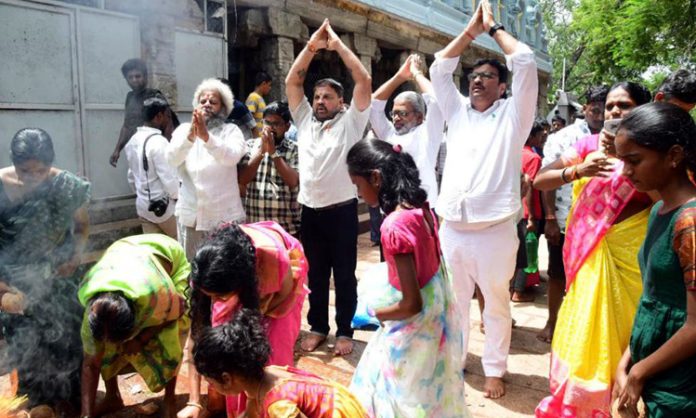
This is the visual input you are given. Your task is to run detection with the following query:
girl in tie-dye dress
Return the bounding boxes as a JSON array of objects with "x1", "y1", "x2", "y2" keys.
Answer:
[{"x1": 346, "y1": 139, "x2": 469, "y2": 418}]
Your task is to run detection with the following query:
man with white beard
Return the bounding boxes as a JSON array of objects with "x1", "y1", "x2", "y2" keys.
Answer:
[
  {"x1": 166, "y1": 78, "x2": 247, "y2": 259},
  {"x1": 369, "y1": 54, "x2": 445, "y2": 206}
]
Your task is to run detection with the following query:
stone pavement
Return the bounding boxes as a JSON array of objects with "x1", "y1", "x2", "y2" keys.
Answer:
[{"x1": 1, "y1": 232, "x2": 553, "y2": 417}]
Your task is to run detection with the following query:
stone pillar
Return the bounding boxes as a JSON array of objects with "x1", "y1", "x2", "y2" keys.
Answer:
[
  {"x1": 140, "y1": 14, "x2": 178, "y2": 106},
  {"x1": 260, "y1": 36, "x2": 295, "y2": 102}
]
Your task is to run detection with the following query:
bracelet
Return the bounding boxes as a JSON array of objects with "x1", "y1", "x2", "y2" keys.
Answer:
[
  {"x1": 186, "y1": 402, "x2": 203, "y2": 410},
  {"x1": 560, "y1": 167, "x2": 569, "y2": 183},
  {"x1": 545, "y1": 216, "x2": 557, "y2": 221},
  {"x1": 465, "y1": 30, "x2": 476, "y2": 41},
  {"x1": 307, "y1": 43, "x2": 317, "y2": 54}
]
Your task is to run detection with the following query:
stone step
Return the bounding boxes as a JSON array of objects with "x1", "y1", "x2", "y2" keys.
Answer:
[
  {"x1": 88, "y1": 197, "x2": 137, "y2": 225},
  {"x1": 86, "y1": 218, "x2": 142, "y2": 254}
]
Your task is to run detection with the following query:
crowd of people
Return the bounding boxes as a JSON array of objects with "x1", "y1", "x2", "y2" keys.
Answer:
[{"x1": 2, "y1": 0, "x2": 696, "y2": 417}]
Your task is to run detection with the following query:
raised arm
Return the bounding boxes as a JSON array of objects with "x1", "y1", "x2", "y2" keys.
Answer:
[
  {"x1": 437, "y1": 1, "x2": 484, "y2": 59},
  {"x1": 325, "y1": 22, "x2": 372, "y2": 111},
  {"x1": 373, "y1": 55, "x2": 412, "y2": 101},
  {"x1": 481, "y1": 0, "x2": 519, "y2": 55},
  {"x1": 286, "y1": 20, "x2": 329, "y2": 112}
]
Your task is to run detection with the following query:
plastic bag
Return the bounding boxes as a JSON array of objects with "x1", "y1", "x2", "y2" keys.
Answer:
[{"x1": 352, "y1": 262, "x2": 403, "y2": 328}]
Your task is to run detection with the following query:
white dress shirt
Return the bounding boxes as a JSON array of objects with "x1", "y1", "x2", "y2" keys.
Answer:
[
  {"x1": 370, "y1": 93, "x2": 445, "y2": 206},
  {"x1": 291, "y1": 97, "x2": 370, "y2": 209},
  {"x1": 430, "y1": 42, "x2": 538, "y2": 227},
  {"x1": 542, "y1": 119, "x2": 591, "y2": 231},
  {"x1": 166, "y1": 122, "x2": 246, "y2": 231},
  {"x1": 125, "y1": 126, "x2": 179, "y2": 223}
]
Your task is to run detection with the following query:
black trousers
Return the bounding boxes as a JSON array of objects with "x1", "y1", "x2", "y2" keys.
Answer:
[{"x1": 301, "y1": 200, "x2": 358, "y2": 338}]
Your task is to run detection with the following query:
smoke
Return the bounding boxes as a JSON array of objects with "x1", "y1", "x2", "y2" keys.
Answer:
[{"x1": 0, "y1": 237, "x2": 84, "y2": 409}]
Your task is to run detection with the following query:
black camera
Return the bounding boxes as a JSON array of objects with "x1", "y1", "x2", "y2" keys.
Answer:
[{"x1": 148, "y1": 196, "x2": 169, "y2": 217}]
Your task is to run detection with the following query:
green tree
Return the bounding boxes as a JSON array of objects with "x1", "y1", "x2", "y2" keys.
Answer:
[{"x1": 541, "y1": 0, "x2": 696, "y2": 100}]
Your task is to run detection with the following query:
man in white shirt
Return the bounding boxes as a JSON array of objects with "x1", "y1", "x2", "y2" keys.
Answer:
[
  {"x1": 370, "y1": 54, "x2": 445, "y2": 206},
  {"x1": 286, "y1": 19, "x2": 371, "y2": 356},
  {"x1": 166, "y1": 78, "x2": 247, "y2": 259},
  {"x1": 538, "y1": 85, "x2": 607, "y2": 344},
  {"x1": 125, "y1": 97, "x2": 179, "y2": 238},
  {"x1": 430, "y1": 0, "x2": 538, "y2": 398}
]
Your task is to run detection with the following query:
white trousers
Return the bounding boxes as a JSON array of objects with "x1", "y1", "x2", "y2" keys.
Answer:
[{"x1": 440, "y1": 219, "x2": 518, "y2": 377}]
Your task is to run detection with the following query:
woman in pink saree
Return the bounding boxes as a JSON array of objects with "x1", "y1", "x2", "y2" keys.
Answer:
[
  {"x1": 181, "y1": 221, "x2": 308, "y2": 418},
  {"x1": 532, "y1": 82, "x2": 653, "y2": 417}
]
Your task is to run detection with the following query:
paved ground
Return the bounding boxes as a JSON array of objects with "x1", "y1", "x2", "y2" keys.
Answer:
[{"x1": 1, "y1": 232, "x2": 553, "y2": 417}]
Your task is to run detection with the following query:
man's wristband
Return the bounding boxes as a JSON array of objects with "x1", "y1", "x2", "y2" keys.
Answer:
[
  {"x1": 545, "y1": 216, "x2": 558, "y2": 221},
  {"x1": 465, "y1": 30, "x2": 476, "y2": 41}
]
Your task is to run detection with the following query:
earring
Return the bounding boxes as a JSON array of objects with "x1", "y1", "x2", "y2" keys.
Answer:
[{"x1": 672, "y1": 162, "x2": 678, "y2": 168}]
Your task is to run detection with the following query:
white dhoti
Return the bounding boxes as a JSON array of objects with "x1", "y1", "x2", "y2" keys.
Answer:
[{"x1": 440, "y1": 218, "x2": 518, "y2": 377}]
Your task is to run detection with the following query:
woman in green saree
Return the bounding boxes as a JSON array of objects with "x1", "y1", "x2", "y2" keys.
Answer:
[{"x1": 0, "y1": 128, "x2": 90, "y2": 411}]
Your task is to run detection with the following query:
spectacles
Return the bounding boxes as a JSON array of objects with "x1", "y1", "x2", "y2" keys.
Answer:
[
  {"x1": 390, "y1": 110, "x2": 413, "y2": 118},
  {"x1": 467, "y1": 71, "x2": 498, "y2": 82},
  {"x1": 263, "y1": 120, "x2": 285, "y2": 128}
]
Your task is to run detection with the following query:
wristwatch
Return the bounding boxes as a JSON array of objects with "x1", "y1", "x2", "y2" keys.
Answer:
[
  {"x1": 269, "y1": 151, "x2": 281, "y2": 159},
  {"x1": 489, "y1": 23, "x2": 505, "y2": 37}
]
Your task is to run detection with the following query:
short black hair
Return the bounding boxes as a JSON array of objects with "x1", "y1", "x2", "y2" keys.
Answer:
[
  {"x1": 551, "y1": 114, "x2": 566, "y2": 126},
  {"x1": 88, "y1": 292, "x2": 136, "y2": 343},
  {"x1": 657, "y1": 69, "x2": 696, "y2": 104},
  {"x1": 263, "y1": 101, "x2": 291, "y2": 123},
  {"x1": 531, "y1": 118, "x2": 547, "y2": 136},
  {"x1": 313, "y1": 78, "x2": 344, "y2": 98},
  {"x1": 254, "y1": 72, "x2": 272, "y2": 87},
  {"x1": 610, "y1": 81, "x2": 652, "y2": 106},
  {"x1": 472, "y1": 58, "x2": 509, "y2": 84},
  {"x1": 347, "y1": 138, "x2": 427, "y2": 214},
  {"x1": 121, "y1": 58, "x2": 148, "y2": 79},
  {"x1": 193, "y1": 308, "x2": 270, "y2": 383},
  {"x1": 142, "y1": 97, "x2": 170, "y2": 122},
  {"x1": 10, "y1": 128, "x2": 55, "y2": 166},
  {"x1": 584, "y1": 85, "x2": 610, "y2": 105},
  {"x1": 619, "y1": 102, "x2": 696, "y2": 173}
]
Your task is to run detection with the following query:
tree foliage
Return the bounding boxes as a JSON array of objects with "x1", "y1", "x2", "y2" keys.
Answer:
[{"x1": 540, "y1": 0, "x2": 696, "y2": 100}]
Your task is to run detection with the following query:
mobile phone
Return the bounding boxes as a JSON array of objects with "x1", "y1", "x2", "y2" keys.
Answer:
[{"x1": 603, "y1": 119, "x2": 622, "y2": 137}]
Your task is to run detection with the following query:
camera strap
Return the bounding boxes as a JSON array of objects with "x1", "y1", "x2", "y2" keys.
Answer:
[{"x1": 141, "y1": 132, "x2": 160, "y2": 205}]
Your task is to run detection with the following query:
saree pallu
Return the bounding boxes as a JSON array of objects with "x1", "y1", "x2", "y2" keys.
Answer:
[
  {"x1": 536, "y1": 203, "x2": 649, "y2": 418},
  {"x1": 0, "y1": 171, "x2": 90, "y2": 407},
  {"x1": 78, "y1": 234, "x2": 191, "y2": 393},
  {"x1": 349, "y1": 270, "x2": 470, "y2": 418},
  {"x1": 210, "y1": 221, "x2": 308, "y2": 417}
]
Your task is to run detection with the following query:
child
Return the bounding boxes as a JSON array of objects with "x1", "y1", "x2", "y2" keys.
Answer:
[
  {"x1": 613, "y1": 102, "x2": 696, "y2": 417},
  {"x1": 193, "y1": 309, "x2": 366, "y2": 418},
  {"x1": 512, "y1": 119, "x2": 546, "y2": 302},
  {"x1": 346, "y1": 138, "x2": 470, "y2": 418}
]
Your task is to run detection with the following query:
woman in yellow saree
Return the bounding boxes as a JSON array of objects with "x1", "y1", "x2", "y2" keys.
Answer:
[{"x1": 533, "y1": 82, "x2": 653, "y2": 417}]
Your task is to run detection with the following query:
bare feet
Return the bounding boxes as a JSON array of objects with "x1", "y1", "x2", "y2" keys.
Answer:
[
  {"x1": 94, "y1": 393, "x2": 124, "y2": 416},
  {"x1": 484, "y1": 376, "x2": 506, "y2": 399},
  {"x1": 511, "y1": 291, "x2": 535, "y2": 303},
  {"x1": 300, "y1": 332, "x2": 327, "y2": 352},
  {"x1": 334, "y1": 336, "x2": 354, "y2": 356},
  {"x1": 536, "y1": 321, "x2": 555, "y2": 343}
]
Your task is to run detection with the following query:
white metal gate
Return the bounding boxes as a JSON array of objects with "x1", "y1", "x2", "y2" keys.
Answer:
[{"x1": 0, "y1": 0, "x2": 139, "y2": 199}]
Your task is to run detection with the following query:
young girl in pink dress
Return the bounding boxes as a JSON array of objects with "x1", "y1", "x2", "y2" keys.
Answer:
[{"x1": 346, "y1": 138, "x2": 470, "y2": 418}]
